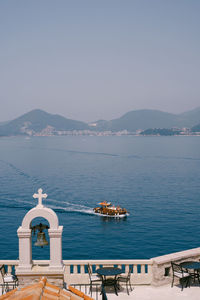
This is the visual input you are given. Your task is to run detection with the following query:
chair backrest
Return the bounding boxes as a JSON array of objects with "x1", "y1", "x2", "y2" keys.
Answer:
[
  {"x1": 126, "y1": 265, "x2": 132, "y2": 279},
  {"x1": 87, "y1": 264, "x2": 92, "y2": 278},
  {"x1": 0, "y1": 265, "x2": 6, "y2": 283},
  {"x1": 171, "y1": 262, "x2": 183, "y2": 274}
]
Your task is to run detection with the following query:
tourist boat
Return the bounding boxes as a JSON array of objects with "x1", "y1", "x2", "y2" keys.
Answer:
[{"x1": 93, "y1": 201, "x2": 128, "y2": 217}]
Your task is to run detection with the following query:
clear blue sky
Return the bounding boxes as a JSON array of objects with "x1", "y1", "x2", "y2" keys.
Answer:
[{"x1": 0, "y1": 0, "x2": 200, "y2": 122}]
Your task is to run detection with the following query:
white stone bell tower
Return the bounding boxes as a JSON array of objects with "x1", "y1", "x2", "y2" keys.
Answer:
[{"x1": 16, "y1": 188, "x2": 64, "y2": 286}]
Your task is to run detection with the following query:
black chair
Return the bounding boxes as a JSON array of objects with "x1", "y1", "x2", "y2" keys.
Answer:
[
  {"x1": 117, "y1": 265, "x2": 133, "y2": 295},
  {"x1": 180, "y1": 261, "x2": 200, "y2": 284},
  {"x1": 0, "y1": 265, "x2": 18, "y2": 294},
  {"x1": 87, "y1": 264, "x2": 102, "y2": 296},
  {"x1": 171, "y1": 262, "x2": 191, "y2": 291}
]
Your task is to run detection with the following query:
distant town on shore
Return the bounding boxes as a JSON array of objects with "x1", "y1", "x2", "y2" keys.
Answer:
[{"x1": 0, "y1": 107, "x2": 200, "y2": 137}]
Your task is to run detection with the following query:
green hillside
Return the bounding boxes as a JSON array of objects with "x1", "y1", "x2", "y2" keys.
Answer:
[
  {"x1": 191, "y1": 123, "x2": 200, "y2": 132},
  {"x1": 94, "y1": 108, "x2": 200, "y2": 132},
  {"x1": 96, "y1": 110, "x2": 178, "y2": 131},
  {"x1": 0, "y1": 109, "x2": 89, "y2": 136}
]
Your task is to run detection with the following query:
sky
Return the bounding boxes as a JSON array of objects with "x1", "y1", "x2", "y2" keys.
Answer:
[{"x1": 0, "y1": 0, "x2": 200, "y2": 122}]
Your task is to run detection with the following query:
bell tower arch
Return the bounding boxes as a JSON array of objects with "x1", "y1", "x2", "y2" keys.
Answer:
[{"x1": 17, "y1": 189, "x2": 63, "y2": 271}]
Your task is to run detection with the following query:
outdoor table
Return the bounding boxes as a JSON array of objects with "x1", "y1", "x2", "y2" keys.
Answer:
[
  {"x1": 180, "y1": 261, "x2": 200, "y2": 283},
  {"x1": 96, "y1": 267, "x2": 123, "y2": 296},
  {"x1": 180, "y1": 262, "x2": 200, "y2": 271}
]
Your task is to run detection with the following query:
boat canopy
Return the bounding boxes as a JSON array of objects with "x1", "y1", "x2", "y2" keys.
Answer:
[{"x1": 99, "y1": 201, "x2": 111, "y2": 206}]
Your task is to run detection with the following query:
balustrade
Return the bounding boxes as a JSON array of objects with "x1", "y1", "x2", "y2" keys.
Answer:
[
  {"x1": 1, "y1": 247, "x2": 200, "y2": 288},
  {"x1": 0, "y1": 260, "x2": 19, "y2": 276},
  {"x1": 63, "y1": 259, "x2": 153, "y2": 285}
]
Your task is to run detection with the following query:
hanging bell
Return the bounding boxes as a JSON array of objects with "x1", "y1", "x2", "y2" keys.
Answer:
[{"x1": 34, "y1": 231, "x2": 48, "y2": 248}]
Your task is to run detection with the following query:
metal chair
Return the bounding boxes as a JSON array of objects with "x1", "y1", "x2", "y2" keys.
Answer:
[
  {"x1": 87, "y1": 264, "x2": 102, "y2": 296},
  {"x1": 0, "y1": 265, "x2": 18, "y2": 294},
  {"x1": 171, "y1": 262, "x2": 191, "y2": 290},
  {"x1": 117, "y1": 265, "x2": 133, "y2": 295}
]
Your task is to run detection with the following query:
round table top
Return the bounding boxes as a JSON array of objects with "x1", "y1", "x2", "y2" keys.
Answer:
[
  {"x1": 96, "y1": 267, "x2": 123, "y2": 276},
  {"x1": 181, "y1": 261, "x2": 200, "y2": 270}
]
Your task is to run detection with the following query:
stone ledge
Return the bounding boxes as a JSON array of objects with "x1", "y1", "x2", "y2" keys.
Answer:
[
  {"x1": 152, "y1": 247, "x2": 200, "y2": 265},
  {"x1": 151, "y1": 247, "x2": 200, "y2": 286}
]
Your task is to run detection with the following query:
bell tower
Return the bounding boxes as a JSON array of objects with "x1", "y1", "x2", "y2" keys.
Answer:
[{"x1": 16, "y1": 189, "x2": 64, "y2": 286}]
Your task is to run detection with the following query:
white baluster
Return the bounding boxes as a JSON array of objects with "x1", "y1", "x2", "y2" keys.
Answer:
[
  {"x1": 7, "y1": 265, "x2": 12, "y2": 275},
  {"x1": 80, "y1": 265, "x2": 84, "y2": 274},
  {"x1": 141, "y1": 265, "x2": 145, "y2": 274},
  {"x1": 74, "y1": 265, "x2": 78, "y2": 274},
  {"x1": 134, "y1": 264, "x2": 138, "y2": 274},
  {"x1": 148, "y1": 264, "x2": 152, "y2": 275},
  {"x1": 125, "y1": 264, "x2": 129, "y2": 273}
]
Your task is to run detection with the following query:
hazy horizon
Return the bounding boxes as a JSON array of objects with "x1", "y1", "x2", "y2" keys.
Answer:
[{"x1": 1, "y1": 1, "x2": 200, "y2": 122}]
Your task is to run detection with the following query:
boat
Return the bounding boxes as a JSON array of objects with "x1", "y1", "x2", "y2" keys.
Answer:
[{"x1": 93, "y1": 201, "x2": 128, "y2": 217}]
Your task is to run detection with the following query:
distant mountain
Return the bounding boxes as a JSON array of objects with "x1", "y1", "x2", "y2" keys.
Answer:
[
  {"x1": 93, "y1": 108, "x2": 200, "y2": 132},
  {"x1": 191, "y1": 123, "x2": 200, "y2": 132},
  {"x1": 0, "y1": 121, "x2": 9, "y2": 125},
  {"x1": 88, "y1": 119, "x2": 108, "y2": 130},
  {"x1": 104, "y1": 110, "x2": 178, "y2": 131},
  {"x1": 0, "y1": 107, "x2": 200, "y2": 136},
  {"x1": 176, "y1": 107, "x2": 200, "y2": 128},
  {"x1": 0, "y1": 109, "x2": 89, "y2": 136}
]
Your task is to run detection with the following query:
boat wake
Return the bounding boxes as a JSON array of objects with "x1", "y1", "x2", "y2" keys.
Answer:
[
  {"x1": 0, "y1": 196, "x2": 129, "y2": 218},
  {"x1": 48, "y1": 199, "x2": 130, "y2": 217},
  {"x1": 48, "y1": 199, "x2": 96, "y2": 216}
]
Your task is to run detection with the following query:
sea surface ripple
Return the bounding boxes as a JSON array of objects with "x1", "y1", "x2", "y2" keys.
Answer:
[{"x1": 0, "y1": 135, "x2": 200, "y2": 260}]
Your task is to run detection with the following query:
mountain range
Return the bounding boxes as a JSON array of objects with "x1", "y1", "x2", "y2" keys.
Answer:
[
  {"x1": 94, "y1": 108, "x2": 200, "y2": 132},
  {"x1": 0, "y1": 107, "x2": 200, "y2": 136}
]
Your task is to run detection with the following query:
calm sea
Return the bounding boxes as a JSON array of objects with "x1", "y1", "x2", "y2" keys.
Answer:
[{"x1": 0, "y1": 136, "x2": 200, "y2": 261}]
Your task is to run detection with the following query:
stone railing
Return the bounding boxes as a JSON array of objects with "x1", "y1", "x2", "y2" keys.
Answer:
[
  {"x1": 0, "y1": 260, "x2": 51, "y2": 274},
  {"x1": 63, "y1": 259, "x2": 153, "y2": 285},
  {"x1": 0, "y1": 260, "x2": 19, "y2": 275},
  {"x1": 151, "y1": 247, "x2": 200, "y2": 286},
  {"x1": 0, "y1": 260, "x2": 19, "y2": 290},
  {"x1": 1, "y1": 247, "x2": 200, "y2": 288}
]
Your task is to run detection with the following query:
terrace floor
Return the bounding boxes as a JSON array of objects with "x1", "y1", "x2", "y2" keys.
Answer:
[
  {"x1": 1, "y1": 283, "x2": 200, "y2": 300},
  {"x1": 98, "y1": 284, "x2": 200, "y2": 300}
]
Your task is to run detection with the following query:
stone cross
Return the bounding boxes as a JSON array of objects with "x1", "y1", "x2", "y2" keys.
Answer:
[{"x1": 33, "y1": 188, "x2": 47, "y2": 208}]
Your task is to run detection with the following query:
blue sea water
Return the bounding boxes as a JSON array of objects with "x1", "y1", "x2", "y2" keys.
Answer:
[{"x1": 0, "y1": 135, "x2": 200, "y2": 261}]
